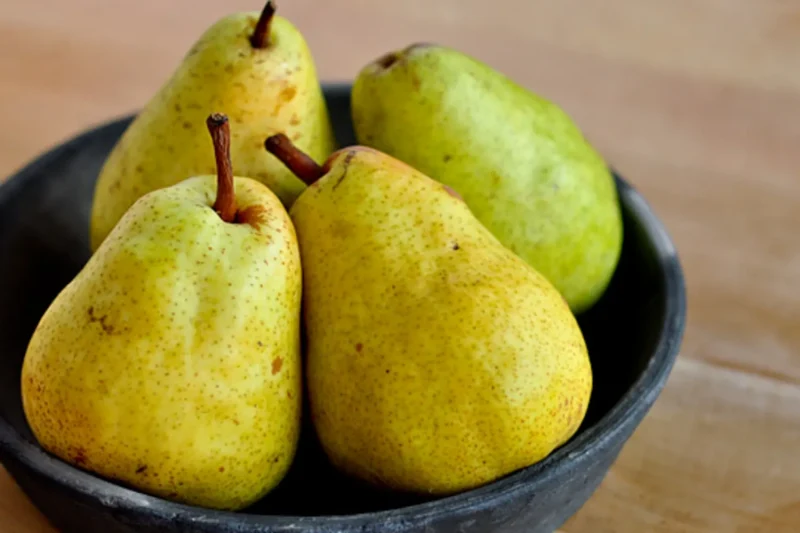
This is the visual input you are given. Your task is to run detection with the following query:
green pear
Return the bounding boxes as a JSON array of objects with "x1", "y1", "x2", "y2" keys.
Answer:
[
  {"x1": 90, "y1": 1, "x2": 335, "y2": 251},
  {"x1": 22, "y1": 115, "x2": 303, "y2": 511},
  {"x1": 265, "y1": 135, "x2": 592, "y2": 495},
  {"x1": 351, "y1": 43, "x2": 623, "y2": 313}
]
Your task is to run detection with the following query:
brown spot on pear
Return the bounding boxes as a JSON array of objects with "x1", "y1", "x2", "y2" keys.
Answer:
[
  {"x1": 235, "y1": 205, "x2": 268, "y2": 229},
  {"x1": 443, "y1": 185, "x2": 463, "y2": 200}
]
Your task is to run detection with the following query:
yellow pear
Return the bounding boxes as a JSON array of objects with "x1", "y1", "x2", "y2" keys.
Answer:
[
  {"x1": 265, "y1": 135, "x2": 592, "y2": 495},
  {"x1": 90, "y1": 1, "x2": 335, "y2": 251},
  {"x1": 22, "y1": 115, "x2": 303, "y2": 510}
]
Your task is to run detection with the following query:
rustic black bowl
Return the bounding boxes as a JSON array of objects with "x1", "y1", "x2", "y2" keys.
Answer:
[{"x1": 0, "y1": 84, "x2": 685, "y2": 533}]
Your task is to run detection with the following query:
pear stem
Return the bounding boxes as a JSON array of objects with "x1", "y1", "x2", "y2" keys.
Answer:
[
  {"x1": 207, "y1": 114, "x2": 237, "y2": 223},
  {"x1": 265, "y1": 133, "x2": 325, "y2": 186},
  {"x1": 250, "y1": 1, "x2": 276, "y2": 49}
]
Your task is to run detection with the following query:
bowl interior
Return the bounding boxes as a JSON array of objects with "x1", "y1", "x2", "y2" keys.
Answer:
[{"x1": 0, "y1": 86, "x2": 674, "y2": 517}]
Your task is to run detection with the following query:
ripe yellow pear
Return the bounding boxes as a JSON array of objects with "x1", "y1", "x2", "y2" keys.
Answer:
[
  {"x1": 90, "y1": 1, "x2": 335, "y2": 251},
  {"x1": 352, "y1": 43, "x2": 623, "y2": 313},
  {"x1": 22, "y1": 115, "x2": 303, "y2": 510},
  {"x1": 265, "y1": 135, "x2": 592, "y2": 495}
]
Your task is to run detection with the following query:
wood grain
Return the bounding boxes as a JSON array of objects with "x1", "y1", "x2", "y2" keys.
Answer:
[{"x1": 1, "y1": 1, "x2": 798, "y2": 531}]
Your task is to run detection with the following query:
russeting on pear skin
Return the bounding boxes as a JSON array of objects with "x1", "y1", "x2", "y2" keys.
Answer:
[
  {"x1": 21, "y1": 115, "x2": 303, "y2": 510},
  {"x1": 90, "y1": 1, "x2": 335, "y2": 251},
  {"x1": 265, "y1": 134, "x2": 593, "y2": 496},
  {"x1": 351, "y1": 43, "x2": 623, "y2": 313}
]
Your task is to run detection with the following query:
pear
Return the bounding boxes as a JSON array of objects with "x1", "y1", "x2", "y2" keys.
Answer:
[
  {"x1": 89, "y1": 0, "x2": 335, "y2": 251},
  {"x1": 265, "y1": 135, "x2": 592, "y2": 495},
  {"x1": 351, "y1": 43, "x2": 623, "y2": 313},
  {"x1": 21, "y1": 115, "x2": 303, "y2": 511}
]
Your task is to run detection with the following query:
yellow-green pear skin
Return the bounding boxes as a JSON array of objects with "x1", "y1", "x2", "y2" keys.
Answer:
[
  {"x1": 351, "y1": 44, "x2": 623, "y2": 313},
  {"x1": 21, "y1": 176, "x2": 303, "y2": 510},
  {"x1": 290, "y1": 147, "x2": 592, "y2": 495},
  {"x1": 89, "y1": 7, "x2": 335, "y2": 251}
]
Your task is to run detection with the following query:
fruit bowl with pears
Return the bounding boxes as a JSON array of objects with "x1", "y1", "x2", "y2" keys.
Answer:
[{"x1": 0, "y1": 3, "x2": 685, "y2": 533}]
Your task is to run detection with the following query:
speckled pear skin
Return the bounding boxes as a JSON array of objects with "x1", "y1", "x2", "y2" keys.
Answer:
[
  {"x1": 351, "y1": 44, "x2": 623, "y2": 314},
  {"x1": 21, "y1": 176, "x2": 303, "y2": 511},
  {"x1": 89, "y1": 10, "x2": 335, "y2": 251},
  {"x1": 291, "y1": 147, "x2": 592, "y2": 496}
]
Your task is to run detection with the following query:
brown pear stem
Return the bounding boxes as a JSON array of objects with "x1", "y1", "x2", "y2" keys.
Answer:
[
  {"x1": 265, "y1": 133, "x2": 325, "y2": 186},
  {"x1": 207, "y1": 114, "x2": 237, "y2": 223},
  {"x1": 250, "y1": 1, "x2": 276, "y2": 48}
]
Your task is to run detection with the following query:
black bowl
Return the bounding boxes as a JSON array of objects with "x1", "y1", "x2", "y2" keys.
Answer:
[{"x1": 0, "y1": 84, "x2": 685, "y2": 533}]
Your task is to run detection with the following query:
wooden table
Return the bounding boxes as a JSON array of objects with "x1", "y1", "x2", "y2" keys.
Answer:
[{"x1": 1, "y1": 1, "x2": 798, "y2": 531}]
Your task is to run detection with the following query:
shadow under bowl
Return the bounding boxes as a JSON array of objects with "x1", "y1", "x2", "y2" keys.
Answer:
[{"x1": 0, "y1": 84, "x2": 686, "y2": 533}]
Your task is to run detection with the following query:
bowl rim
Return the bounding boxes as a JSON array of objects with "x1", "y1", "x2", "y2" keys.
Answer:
[{"x1": 0, "y1": 84, "x2": 687, "y2": 530}]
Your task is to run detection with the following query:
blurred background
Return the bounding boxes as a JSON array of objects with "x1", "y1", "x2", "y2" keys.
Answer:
[{"x1": 1, "y1": 1, "x2": 798, "y2": 532}]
